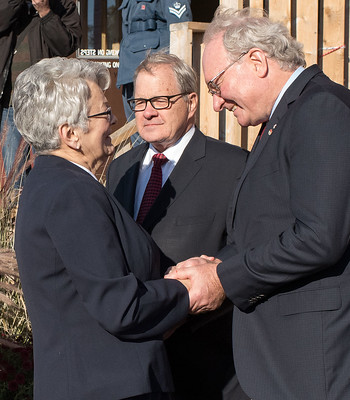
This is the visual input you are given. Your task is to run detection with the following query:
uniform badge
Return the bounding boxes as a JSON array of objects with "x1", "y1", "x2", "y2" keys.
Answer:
[{"x1": 169, "y1": 2, "x2": 187, "y2": 19}]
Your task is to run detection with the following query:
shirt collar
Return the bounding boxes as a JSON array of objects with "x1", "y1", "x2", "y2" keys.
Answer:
[
  {"x1": 270, "y1": 66, "x2": 305, "y2": 119},
  {"x1": 143, "y1": 125, "x2": 195, "y2": 165},
  {"x1": 70, "y1": 161, "x2": 98, "y2": 180}
]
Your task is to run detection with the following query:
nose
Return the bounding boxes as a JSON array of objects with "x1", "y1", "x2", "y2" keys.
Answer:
[
  {"x1": 212, "y1": 94, "x2": 225, "y2": 112},
  {"x1": 143, "y1": 102, "x2": 159, "y2": 118},
  {"x1": 110, "y1": 112, "x2": 117, "y2": 126}
]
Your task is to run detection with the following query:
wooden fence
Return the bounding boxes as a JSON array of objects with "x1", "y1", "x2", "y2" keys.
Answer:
[{"x1": 112, "y1": 0, "x2": 349, "y2": 152}]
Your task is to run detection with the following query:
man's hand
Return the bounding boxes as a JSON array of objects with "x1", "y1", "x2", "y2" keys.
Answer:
[
  {"x1": 165, "y1": 256, "x2": 226, "y2": 314},
  {"x1": 32, "y1": 0, "x2": 51, "y2": 18}
]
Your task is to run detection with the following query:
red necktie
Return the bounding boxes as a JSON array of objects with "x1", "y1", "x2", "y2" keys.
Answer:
[{"x1": 136, "y1": 153, "x2": 168, "y2": 224}]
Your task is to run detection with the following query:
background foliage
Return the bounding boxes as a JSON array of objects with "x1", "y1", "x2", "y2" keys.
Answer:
[{"x1": 0, "y1": 125, "x2": 33, "y2": 399}]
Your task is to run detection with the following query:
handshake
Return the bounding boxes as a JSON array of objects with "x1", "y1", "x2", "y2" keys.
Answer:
[{"x1": 165, "y1": 255, "x2": 226, "y2": 314}]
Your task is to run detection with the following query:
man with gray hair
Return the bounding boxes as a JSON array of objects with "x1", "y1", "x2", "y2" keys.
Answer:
[
  {"x1": 167, "y1": 7, "x2": 350, "y2": 400},
  {"x1": 107, "y1": 52, "x2": 248, "y2": 399}
]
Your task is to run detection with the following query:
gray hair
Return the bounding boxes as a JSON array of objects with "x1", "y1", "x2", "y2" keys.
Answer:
[
  {"x1": 204, "y1": 7, "x2": 306, "y2": 70},
  {"x1": 134, "y1": 52, "x2": 198, "y2": 95},
  {"x1": 12, "y1": 57, "x2": 111, "y2": 154}
]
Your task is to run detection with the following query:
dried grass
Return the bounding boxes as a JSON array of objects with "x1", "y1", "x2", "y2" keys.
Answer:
[{"x1": 0, "y1": 122, "x2": 33, "y2": 345}]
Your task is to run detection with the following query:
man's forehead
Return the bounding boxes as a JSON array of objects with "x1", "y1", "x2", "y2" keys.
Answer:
[
  {"x1": 203, "y1": 36, "x2": 227, "y2": 68},
  {"x1": 135, "y1": 66, "x2": 179, "y2": 94}
]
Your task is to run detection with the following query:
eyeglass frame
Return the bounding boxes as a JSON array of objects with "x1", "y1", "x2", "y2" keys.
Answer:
[
  {"x1": 207, "y1": 51, "x2": 248, "y2": 96},
  {"x1": 87, "y1": 106, "x2": 112, "y2": 122},
  {"x1": 127, "y1": 93, "x2": 189, "y2": 112}
]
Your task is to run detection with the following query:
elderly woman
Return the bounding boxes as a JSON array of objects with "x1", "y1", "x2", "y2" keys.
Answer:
[{"x1": 13, "y1": 57, "x2": 189, "y2": 400}]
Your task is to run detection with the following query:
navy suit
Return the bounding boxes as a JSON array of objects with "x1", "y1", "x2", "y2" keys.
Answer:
[
  {"x1": 15, "y1": 155, "x2": 189, "y2": 400},
  {"x1": 107, "y1": 128, "x2": 249, "y2": 399},
  {"x1": 217, "y1": 65, "x2": 350, "y2": 399}
]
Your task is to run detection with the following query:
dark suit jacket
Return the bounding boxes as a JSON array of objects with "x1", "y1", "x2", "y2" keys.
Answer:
[
  {"x1": 107, "y1": 128, "x2": 249, "y2": 399},
  {"x1": 15, "y1": 155, "x2": 189, "y2": 400},
  {"x1": 217, "y1": 65, "x2": 350, "y2": 399}
]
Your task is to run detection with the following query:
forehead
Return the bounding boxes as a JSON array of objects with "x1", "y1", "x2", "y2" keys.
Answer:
[
  {"x1": 203, "y1": 35, "x2": 229, "y2": 79},
  {"x1": 134, "y1": 64, "x2": 180, "y2": 96},
  {"x1": 87, "y1": 80, "x2": 106, "y2": 103}
]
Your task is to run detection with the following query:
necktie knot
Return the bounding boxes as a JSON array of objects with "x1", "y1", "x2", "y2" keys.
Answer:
[{"x1": 152, "y1": 153, "x2": 168, "y2": 166}]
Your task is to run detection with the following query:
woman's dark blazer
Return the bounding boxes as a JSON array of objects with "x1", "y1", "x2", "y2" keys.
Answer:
[{"x1": 15, "y1": 155, "x2": 188, "y2": 400}]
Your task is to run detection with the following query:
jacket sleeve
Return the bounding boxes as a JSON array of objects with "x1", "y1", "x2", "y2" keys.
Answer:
[
  {"x1": 0, "y1": 0, "x2": 26, "y2": 33},
  {"x1": 37, "y1": 0, "x2": 81, "y2": 57},
  {"x1": 45, "y1": 178, "x2": 189, "y2": 340},
  {"x1": 218, "y1": 89, "x2": 350, "y2": 311}
]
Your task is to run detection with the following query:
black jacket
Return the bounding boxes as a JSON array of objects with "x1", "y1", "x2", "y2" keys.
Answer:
[
  {"x1": 0, "y1": 0, "x2": 81, "y2": 108},
  {"x1": 15, "y1": 155, "x2": 189, "y2": 399}
]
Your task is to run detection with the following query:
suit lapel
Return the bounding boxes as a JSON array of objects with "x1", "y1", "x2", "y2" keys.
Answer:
[
  {"x1": 115, "y1": 144, "x2": 148, "y2": 216},
  {"x1": 227, "y1": 65, "x2": 323, "y2": 228},
  {"x1": 142, "y1": 128, "x2": 206, "y2": 230}
]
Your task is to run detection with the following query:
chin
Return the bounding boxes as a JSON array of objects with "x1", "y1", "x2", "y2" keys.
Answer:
[{"x1": 141, "y1": 133, "x2": 164, "y2": 144}]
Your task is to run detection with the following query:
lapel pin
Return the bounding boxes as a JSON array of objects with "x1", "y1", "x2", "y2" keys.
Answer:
[{"x1": 268, "y1": 124, "x2": 278, "y2": 136}]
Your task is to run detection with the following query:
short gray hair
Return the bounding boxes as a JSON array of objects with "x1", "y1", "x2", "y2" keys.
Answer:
[
  {"x1": 134, "y1": 52, "x2": 198, "y2": 95},
  {"x1": 12, "y1": 57, "x2": 111, "y2": 154},
  {"x1": 204, "y1": 7, "x2": 306, "y2": 70}
]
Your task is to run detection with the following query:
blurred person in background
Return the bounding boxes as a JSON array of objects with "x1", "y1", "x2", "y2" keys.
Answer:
[{"x1": 0, "y1": 0, "x2": 81, "y2": 185}]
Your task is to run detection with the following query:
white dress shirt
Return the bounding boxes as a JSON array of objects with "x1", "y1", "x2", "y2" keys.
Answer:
[{"x1": 133, "y1": 125, "x2": 195, "y2": 219}]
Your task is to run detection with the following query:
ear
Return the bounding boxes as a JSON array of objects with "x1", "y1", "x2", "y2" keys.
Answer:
[
  {"x1": 187, "y1": 92, "x2": 198, "y2": 118},
  {"x1": 248, "y1": 48, "x2": 269, "y2": 78},
  {"x1": 58, "y1": 123, "x2": 81, "y2": 150}
]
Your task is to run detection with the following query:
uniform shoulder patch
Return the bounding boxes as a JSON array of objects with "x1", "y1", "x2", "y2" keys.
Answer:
[{"x1": 169, "y1": 2, "x2": 187, "y2": 19}]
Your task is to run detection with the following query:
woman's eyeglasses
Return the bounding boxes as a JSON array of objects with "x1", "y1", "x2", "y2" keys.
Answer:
[{"x1": 88, "y1": 107, "x2": 112, "y2": 122}]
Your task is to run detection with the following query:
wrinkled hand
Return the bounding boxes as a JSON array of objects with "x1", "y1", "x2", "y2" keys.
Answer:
[
  {"x1": 165, "y1": 256, "x2": 225, "y2": 314},
  {"x1": 32, "y1": 0, "x2": 51, "y2": 17}
]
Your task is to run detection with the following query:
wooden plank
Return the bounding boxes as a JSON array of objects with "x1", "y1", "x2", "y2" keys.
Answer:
[
  {"x1": 268, "y1": 0, "x2": 291, "y2": 33},
  {"x1": 322, "y1": 0, "x2": 345, "y2": 85},
  {"x1": 219, "y1": 0, "x2": 244, "y2": 9},
  {"x1": 169, "y1": 22, "x2": 208, "y2": 64},
  {"x1": 169, "y1": 22, "x2": 192, "y2": 65},
  {"x1": 296, "y1": 0, "x2": 318, "y2": 67},
  {"x1": 247, "y1": 125, "x2": 260, "y2": 150},
  {"x1": 249, "y1": 0, "x2": 264, "y2": 10}
]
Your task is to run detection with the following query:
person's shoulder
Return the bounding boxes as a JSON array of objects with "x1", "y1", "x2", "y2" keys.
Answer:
[
  {"x1": 294, "y1": 72, "x2": 350, "y2": 116},
  {"x1": 110, "y1": 143, "x2": 146, "y2": 166},
  {"x1": 24, "y1": 156, "x2": 104, "y2": 208},
  {"x1": 203, "y1": 134, "x2": 248, "y2": 158}
]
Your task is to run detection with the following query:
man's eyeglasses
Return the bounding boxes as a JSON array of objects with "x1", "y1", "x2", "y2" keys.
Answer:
[
  {"x1": 88, "y1": 107, "x2": 112, "y2": 122},
  {"x1": 207, "y1": 52, "x2": 247, "y2": 96},
  {"x1": 128, "y1": 93, "x2": 189, "y2": 112}
]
